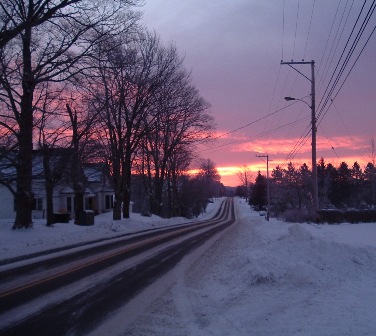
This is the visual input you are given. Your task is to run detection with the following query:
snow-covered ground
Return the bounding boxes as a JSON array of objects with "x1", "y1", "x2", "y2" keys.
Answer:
[
  {"x1": 2, "y1": 198, "x2": 376, "y2": 335},
  {"x1": 0, "y1": 203, "x2": 219, "y2": 261}
]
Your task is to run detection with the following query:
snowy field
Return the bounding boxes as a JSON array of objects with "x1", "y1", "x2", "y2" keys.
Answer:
[{"x1": 2, "y1": 198, "x2": 376, "y2": 335}]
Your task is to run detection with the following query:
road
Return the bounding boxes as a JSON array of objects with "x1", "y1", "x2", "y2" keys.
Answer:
[{"x1": 0, "y1": 197, "x2": 235, "y2": 335}]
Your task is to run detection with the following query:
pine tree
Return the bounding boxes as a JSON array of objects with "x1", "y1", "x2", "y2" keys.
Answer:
[{"x1": 249, "y1": 171, "x2": 267, "y2": 210}]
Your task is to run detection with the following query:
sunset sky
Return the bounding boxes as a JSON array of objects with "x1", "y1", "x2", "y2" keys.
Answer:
[{"x1": 141, "y1": 0, "x2": 376, "y2": 186}]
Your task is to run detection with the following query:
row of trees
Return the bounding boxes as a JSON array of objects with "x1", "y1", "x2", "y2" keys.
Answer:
[
  {"x1": 241, "y1": 158, "x2": 376, "y2": 217},
  {"x1": 0, "y1": 1, "x2": 217, "y2": 228}
]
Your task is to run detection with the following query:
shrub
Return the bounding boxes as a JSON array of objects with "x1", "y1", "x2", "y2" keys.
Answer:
[
  {"x1": 317, "y1": 210, "x2": 343, "y2": 224},
  {"x1": 344, "y1": 209, "x2": 376, "y2": 223},
  {"x1": 318, "y1": 209, "x2": 376, "y2": 224},
  {"x1": 344, "y1": 210, "x2": 360, "y2": 224},
  {"x1": 283, "y1": 209, "x2": 316, "y2": 223}
]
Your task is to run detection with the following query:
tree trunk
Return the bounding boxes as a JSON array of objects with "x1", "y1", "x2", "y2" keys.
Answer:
[
  {"x1": 46, "y1": 183, "x2": 54, "y2": 226},
  {"x1": 113, "y1": 193, "x2": 122, "y2": 220},
  {"x1": 122, "y1": 171, "x2": 131, "y2": 219},
  {"x1": 111, "y1": 156, "x2": 122, "y2": 220},
  {"x1": 13, "y1": 26, "x2": 34, "y2": 229},
  {"x1": 74, "y1": 192, "x2": 84, "y2": 224},
  {"x1": 152, "y1": 161, "x2": 167, "y2": 216},
  {"x1": 42, "y1": 148, "x2": 54, "y2": 226},
  {"x1": 166, "y1": 170, "x2": 172, "y2": 218},
  {"x1": 122, "y1": 187, "x2": 131, "y2": 218},
  {"x1": 153, "y1": 180, "x2": 163, "y2": 216}
]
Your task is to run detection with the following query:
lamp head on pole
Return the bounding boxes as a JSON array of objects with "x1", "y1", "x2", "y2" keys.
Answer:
[{"x1": 284, "y1": 96, "x2": 296, "y2": 101}]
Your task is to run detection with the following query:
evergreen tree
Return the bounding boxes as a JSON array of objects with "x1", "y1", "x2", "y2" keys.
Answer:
[
  {"x1": 249, "y1": 171, "x2": 267, "y2": 209},
  {"x1": 364, "y1": 162, "x2": 376, "y2": 206}
]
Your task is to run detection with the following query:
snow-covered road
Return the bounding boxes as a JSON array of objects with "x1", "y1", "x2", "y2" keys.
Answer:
[
  {"x1": 2, "y1": 198, "x2": 376, "y2": 335},
  {"x1": 92, "y1": 198, "x2": 376, "y2": 336}
]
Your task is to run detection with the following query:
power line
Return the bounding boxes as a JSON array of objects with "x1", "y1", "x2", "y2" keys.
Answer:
[
  {"x1": 303, "y1": 0, "x2": 316, "y2": 59},
  {"x1": 198, "y1": 116, "x2": 309, "y2": 154},
  {"x1": 317, "y1": 0, "x2": 354, "y2": 96},
  {"x1": 318, "y1": 19, "x2": 376, "y2": 125},
  {"x1": 282, "y1": 0, "x2": 286, "y2": 60},
  {"x1": 283, "y1": 125, "x2": 311, "y2": 165},
  {"x1": 198, "y1": 101, "x2": 299, "y2": 144},
  {"x1": 292, "y1": 0, "x2": 301, "y2": 59},
  {"x1": 317, "y1": 0, "x2": 375, "y2": 120},
  {"x1": 282, "y1": 1, "x2": 375, "y2": 167}
]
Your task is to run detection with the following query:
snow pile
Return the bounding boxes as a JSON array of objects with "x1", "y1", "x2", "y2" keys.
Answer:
[
  {"x1": 2, "y1": 198, "x2": 376, "y2": 335},
  {"x1": 0, "y1": 200, "x2": 220, "y2": 261},
  {"x1": 117, "y1": 198, "x2": 376, "y2": 336}
]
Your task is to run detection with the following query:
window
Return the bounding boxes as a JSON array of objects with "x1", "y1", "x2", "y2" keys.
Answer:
[
  {"x1": 105, "y1": 195, "x2": 114, "y2": 209},
  {"x1": 67, "y1": 197, "x2": 72, "y2": 213},
  {"x1": 85, "y1": 197, "x2": 94, "y2": 210},
  {"x1": 32, "y1": 198, "x2": 43, "y2": 211}
]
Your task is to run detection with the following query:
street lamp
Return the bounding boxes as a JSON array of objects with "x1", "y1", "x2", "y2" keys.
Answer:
[
  {"x1": 284, "y1": 95, "x2": 319, "y2": 219},
  {"x1": 284, "y1": 96, "x2": 310, "y2": 107}
]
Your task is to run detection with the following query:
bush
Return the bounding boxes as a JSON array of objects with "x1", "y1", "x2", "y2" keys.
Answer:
[
  {"x1": 282, "y1": 209, "x2": 316, "y2": 223},
  {"x1": 364, "y1": 210, "x2": 376, "y2": 222},
  {"x1": 344, "y1": 209, "x2": 376, "y2": 223},
  {"x1": 344, "y1": 210, "x2": 360, "y2": 224},
  {"x1": 318, "y1": 210, "x2": 343, "y2": 224},
  {"x1": 318, "y1": 209, "x2": 376, "y2": 224}
]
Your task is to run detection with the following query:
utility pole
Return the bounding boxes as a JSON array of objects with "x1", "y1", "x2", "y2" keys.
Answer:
[
  {"x1": 257, "y1": 154, "x2": 270, "y2": 221},
  {"x1": 281, "y1": 60, "x2": 319, "y2": 219}
]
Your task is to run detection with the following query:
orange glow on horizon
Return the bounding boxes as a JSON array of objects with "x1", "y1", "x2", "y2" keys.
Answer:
[
  {"x1": 217, "y1": 154, "x2": 373, "y2": 187},
  {"x1": 231, "y1": 135, "x2": 369, "y2": 156},
  {"x1": 208, "y1": 133, "x2": 374, "y2": 186}
]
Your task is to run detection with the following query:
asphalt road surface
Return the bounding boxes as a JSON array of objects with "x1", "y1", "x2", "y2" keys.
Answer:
[{"x1": 0, "y1": 198, "x2": 235, "y2": 335}]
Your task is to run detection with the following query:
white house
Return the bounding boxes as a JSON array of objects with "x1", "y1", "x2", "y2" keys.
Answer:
[{"x1": 0, "y1": 151, "x2": 115, "y2": 220}]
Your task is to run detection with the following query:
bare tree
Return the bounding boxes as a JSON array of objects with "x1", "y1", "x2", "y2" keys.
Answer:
[
  {"x1": 367, "y1": 138, "x2": 376, "y2": 205},
  {"x1": 0, "y1": 0, "x2": 87, "y2": 49},
  {"x1": 237, "y1": 165, "x2": 252, "y2": 202},
  {"x1": 35, "y1": 83, "x2": 72, "y2": 226},
  {"x1": 65, "y1": 93, "x2": 100, "y2": 223},
  {"x1": 165, "y1": 145, "x2": 192, "y2": 217},
  {"x1": 0, "y1": 0, "x2": 141, "y2": 228},
  {"x1": 141, "y1": 67, "x2": 213, "y2": 216},
  {"x1": 92, "y1": 30, "x2": 193, "y2": 220},
  {"x1": 196, "y1": 158, "x2": 221, "y2": 199}
]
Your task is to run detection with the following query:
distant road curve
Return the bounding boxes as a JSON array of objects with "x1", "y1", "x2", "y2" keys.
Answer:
[{"x1": 0, "y1": 197, "x2": 235, "y2": 336}]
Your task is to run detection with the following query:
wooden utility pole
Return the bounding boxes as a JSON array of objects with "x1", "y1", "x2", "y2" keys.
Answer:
[{"x1": 281, "y1": 60, "x2": 319, "y2": 219}]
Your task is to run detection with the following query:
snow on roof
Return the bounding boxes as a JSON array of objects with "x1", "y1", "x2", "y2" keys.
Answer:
[
  {"x1": 59, "y1": 186, "x2": 75, "y2": 194},
  {"x1": 84, "y1": 164, "x2": 105, "y2": 183}
]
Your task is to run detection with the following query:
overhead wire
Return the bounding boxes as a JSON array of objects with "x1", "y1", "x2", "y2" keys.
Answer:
[
  {"x1": 198, "y1": 116, "x2": 310, "y2": 155},
  {"x1": 277, "y1": 1, "x2": 317, "y2": 166},
  {"x1": 282, "y1": 0, "x2": 286, "y2": 61},
  {"x1": 316, "y1": 0, "x2": 343, "y2": 89},
  {"x1": 317, "y1": 0, "x2": 353, "y2": 96},
  {"x1": 318, "y1": 125, "x2": 340, "y2": 160},
  {"x1": 318, "y1": 21, "x2": 376, "y2": 125},
  {"x1": 282, "y1": 1, "x2": 353, "y2": 165},
  {"x1": 292, "y1": 0, "x2": 301, "y2": 59},
  {"x1": 233, "y1": 0, "x2": 374, "y2": 170},
  {"x1": 314, "y1": 0, "x2": 375, "y2": 165},
  {"x1": 317, "y1": 0, "x2": 374, "y2": 120},
  {"x1": 303, "y1": 0, "x2": 316, "y2": 59},
  {"x1": 283, "y1": 125, "x2": 311, "y2": 165},
  {"x1": 282, "y1": 0, "x2": 376, "y2": 166},
  {"x1": 197, "y1": 101, "x2": 301, "y2": 145}
]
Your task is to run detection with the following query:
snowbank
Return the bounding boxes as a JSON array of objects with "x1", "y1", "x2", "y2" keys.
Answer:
[
  {"x1": 0, "y1": 199, "x2": 221, "y2": 261},
  {"x1": 115, "y1": 198, "x2": 376, "y2": 336},
  {"x1": 2, "y1": 198, "x2": 376, "y2": 335}
]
